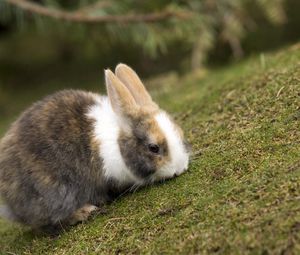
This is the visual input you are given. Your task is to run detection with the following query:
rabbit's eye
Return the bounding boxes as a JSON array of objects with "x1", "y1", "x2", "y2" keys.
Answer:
[{"x1": 148, "y1": 143, "x2": 160, "y2": 154}]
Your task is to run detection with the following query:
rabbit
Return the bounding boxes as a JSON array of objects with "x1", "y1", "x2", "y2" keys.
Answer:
[{"x1": 0, "y1": 64, "x2": 190, "y2": 229}]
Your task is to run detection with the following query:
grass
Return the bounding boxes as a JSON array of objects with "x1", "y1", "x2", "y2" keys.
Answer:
[{"x1": 0, "y1": 44, "x2": 300, "y2": 254}]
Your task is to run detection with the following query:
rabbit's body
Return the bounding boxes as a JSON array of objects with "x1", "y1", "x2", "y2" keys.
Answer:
[
  {"x1": 0, "y1": 64, "x2": 190, "y2": 228},
  {"x1": 0, "y1": 90, "x2": 115, "y2": 226}
]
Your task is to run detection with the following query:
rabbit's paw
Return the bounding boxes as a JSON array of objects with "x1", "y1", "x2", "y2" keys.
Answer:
[{"x1": 68, "y1": 204, "x2": 99, "y2": 225}]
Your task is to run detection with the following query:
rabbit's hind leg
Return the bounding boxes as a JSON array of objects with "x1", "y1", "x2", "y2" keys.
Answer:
[{"x1": 35, "y1": 204, "x2": 99, "y2": 236}]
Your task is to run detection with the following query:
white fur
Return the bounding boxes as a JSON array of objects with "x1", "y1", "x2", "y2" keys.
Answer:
[
  {"x1": 87, "y1": 97, "x2": 141, "y2": 185},
  {"x1": 154, "y1": 112, "x2": 189, "y2": 179}
]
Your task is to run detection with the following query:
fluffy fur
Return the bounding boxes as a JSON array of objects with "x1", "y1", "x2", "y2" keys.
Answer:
[
  {"x1": 0, "y1": 64, "x2": 190, "y2": 229},
  {"x1": 87, "y1": 97, "x2": 141, "y2": 185},
  {"x1": 154, "y1": 112, "x2": 189, "y2": 179}
]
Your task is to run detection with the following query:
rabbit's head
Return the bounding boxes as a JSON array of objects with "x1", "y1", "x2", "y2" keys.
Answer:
[{"x1": 105, "y1": 64, "x2": 190, "y2": 183}]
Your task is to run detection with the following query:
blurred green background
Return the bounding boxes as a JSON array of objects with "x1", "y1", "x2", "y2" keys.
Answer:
[{"x1": 0, "y1": 0, "x2": 300, "y2": 134}]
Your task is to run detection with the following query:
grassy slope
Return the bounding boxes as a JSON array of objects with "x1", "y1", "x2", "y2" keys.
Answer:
[{"x1": 0, "y1": 44, "x2": 299, "y2": 254}]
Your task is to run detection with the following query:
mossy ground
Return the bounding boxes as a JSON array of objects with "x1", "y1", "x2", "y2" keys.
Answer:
[{"x1": 0, "y1": 44, "x2": 299, "y2": 254}]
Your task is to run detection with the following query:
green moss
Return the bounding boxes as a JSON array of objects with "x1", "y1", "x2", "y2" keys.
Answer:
[{"x1": 0, "y1": 44, "x2": 300, "y2": 254}]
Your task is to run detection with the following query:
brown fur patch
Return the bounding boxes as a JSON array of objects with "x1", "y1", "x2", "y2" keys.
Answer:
[{"x1": 145, "y1": 118, "x2": 171, "y2": 169}]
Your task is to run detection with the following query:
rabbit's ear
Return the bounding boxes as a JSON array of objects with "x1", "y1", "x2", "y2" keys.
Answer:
[
  {"x1": 115, "y1": 64, "x2": 158, "y2": 110},
  {"x1": 105, "y1": 69, "x2": 138, "y2": 118}
]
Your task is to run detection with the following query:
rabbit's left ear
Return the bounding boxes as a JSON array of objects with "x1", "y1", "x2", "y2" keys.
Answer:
[
  {"x1": 115, "y1": 64, "x2": 158, "y2": 111},
  {"x1": 105, "y1": 69, "x2": 139, "y2": 119}
]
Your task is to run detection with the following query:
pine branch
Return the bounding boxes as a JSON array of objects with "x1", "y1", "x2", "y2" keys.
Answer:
[{"x1": 5, "y1": 0, "x2": 191, "y2": 24}]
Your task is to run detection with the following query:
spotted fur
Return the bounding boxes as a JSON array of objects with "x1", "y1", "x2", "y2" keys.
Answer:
[{"x1": 0, "y1": 64, "x2": 190, "y2": 229}]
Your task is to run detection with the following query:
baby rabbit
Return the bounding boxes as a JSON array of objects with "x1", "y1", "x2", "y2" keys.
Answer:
[{"x1": 0, "y1": 64, "x2": 189, "y2": 228}]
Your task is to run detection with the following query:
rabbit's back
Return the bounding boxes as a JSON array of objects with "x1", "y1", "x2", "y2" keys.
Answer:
[{"x1": 0, "y1": 90, "x2": 104, "y2": 226}]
